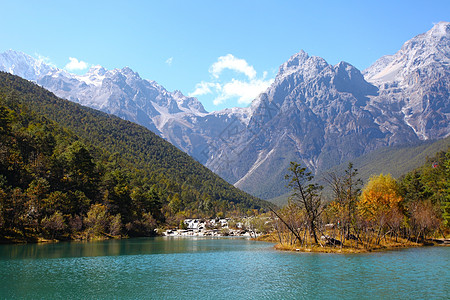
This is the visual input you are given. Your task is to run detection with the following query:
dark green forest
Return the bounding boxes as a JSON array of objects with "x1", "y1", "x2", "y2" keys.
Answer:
[
  {"x1": 398, "y1": 149, "x2": 450, "y2": 230},
  {"x1": 0, "y1": 72, "x2": 269, "y2": 242}
]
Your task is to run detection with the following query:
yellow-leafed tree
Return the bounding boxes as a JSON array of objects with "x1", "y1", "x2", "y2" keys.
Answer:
[{"x1": 358, "y1": 174, "x2": 403, "y2": 244}]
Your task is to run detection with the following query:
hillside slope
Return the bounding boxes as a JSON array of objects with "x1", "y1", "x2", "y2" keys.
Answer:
[
  {"x1": 0, "y1": 72, "x2": 269, "y2": 214},
  {"x1": 270, "y1": 137, "x2": 450, "y2": 206}
]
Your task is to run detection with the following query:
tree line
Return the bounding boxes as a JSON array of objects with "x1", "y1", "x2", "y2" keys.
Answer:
[{"x1": 0, "y1": 72, "x2": 269, "y2": 242}]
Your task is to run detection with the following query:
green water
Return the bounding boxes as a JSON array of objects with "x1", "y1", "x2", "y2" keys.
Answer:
[{"x1": 0, "y1": 237, "x2": 449, "y2": 299}]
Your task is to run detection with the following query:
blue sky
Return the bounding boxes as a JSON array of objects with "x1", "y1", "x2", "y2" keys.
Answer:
[{"x1": 1, "y1": 0, "x2": 448, "y2": 112}]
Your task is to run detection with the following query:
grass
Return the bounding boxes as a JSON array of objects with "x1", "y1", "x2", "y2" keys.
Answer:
[
  {"x1": 255, "y1": 230, "x2": 447, "y2": 254},
  {"x1": 274, "y1": 239, "x2": 422, "y2": 254}
]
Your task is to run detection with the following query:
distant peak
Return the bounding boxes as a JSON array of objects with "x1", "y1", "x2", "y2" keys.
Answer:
[
  {"x1": 173, "y1": 90, "x2": 184, "y2": 97},
  {"x1": 87, "y1": 65, "x2": 106, "y2": 76},
  {"x1": 121, "y1": 66, "x2": 133, "y2": 72},
  {"x1": 335, "y1": 61, "x2": 361, "y2": 73},
  {"x1": 119, "y1": 66, "x2": 140, "y2": 78},
  {"x1": 277, "y1": 50, "x2": 329, "y2": 79},
  {"x1": 277, "y1": 50, "x2": 309, "y2": 76},
  {"x1": 286, "y1": 50, "x2": 310, "y2": 65},
  {"x1": 4, "y1": 49, "x2": 25, "y2": 55},
  {"x1": 336, "y1": 61, "x2": 351, "y2": 68},
  {"x1": 428, "y1": 21, "x2": 450, "y2": 37},
  {"x1": 0, "y1": 49, "x2": 55, "y2": 81},
  {"x1": 4, "y1": 49, "x2": 22, "y2": 55},
  {"x1": 2, "y1": 49, "x2": 33, "y2": 60}
]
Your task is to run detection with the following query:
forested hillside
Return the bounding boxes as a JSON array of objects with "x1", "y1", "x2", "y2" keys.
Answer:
[
  {"x1": 327, "y1": 137, "x2": 450, "y2": 184},
  {"x1": 0, "y1": 72, "x2": 269, "y2": 242},
  {"x1": 271, "y1": 138, "x2": 450, "y2": 206}
]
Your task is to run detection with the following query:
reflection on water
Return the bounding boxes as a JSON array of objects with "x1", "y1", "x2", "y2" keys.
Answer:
[
  {"x1": 0, "y1": 238, "x2": 449, "y2": 299},
  {"x1": 0, "y1": 237, "x2": 252, "y2": 260}
]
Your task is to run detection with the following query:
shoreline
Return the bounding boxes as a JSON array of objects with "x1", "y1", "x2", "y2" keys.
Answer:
[
  {"x1": 2, "y1": 232, "x2": 449, "y2": 252},
  {"x1": 275, "y1": 240, "x2": 450, "y2": 254},
  {"x1": 0, "y1": 228, "x2": 257, "y2": 245},
  {"x1": 256, "y1": 234, "x2": 450, "y2": 254}
]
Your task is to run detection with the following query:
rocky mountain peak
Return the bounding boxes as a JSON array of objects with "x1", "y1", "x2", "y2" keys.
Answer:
[
  {"x1": 87, "y1": 65, "x2": 106, "y2": 76},
  {"x1": 427, "y1": 21, "x2": 450, "y2": 38},
  {"x1": 170, "y1": 90, "x2": 207, "y2": 114},
  {"x1": 0, "y1": 50, "x2": 54, "y2": 81},
  {"x1": 120, "y1": 66, "x2": 140, "y2": 78},
  {"x1": 280, "y1": 50, "x2": 309, "y2": 71},
  {"x1": 333, "y1": 61, "x2": 378, "y2": 100},
  {"x1": 400, "y1": 21, "x2": 449, "y2": 54},
  {"x1": 277, "y1": 50, "x2": 328, "y2": 80},
  {"x1": 362, "y1": 21, "x2": 450, "y2": 141},
  {"x1": 172, "y1": 90, "x2": 184, "y2": 98},
  {"x1": 334, "y1": 61, "x2": 363, "y2": 83},
  {"x1": 364, "y1": 21, "x2": 450, "y2": 84}
]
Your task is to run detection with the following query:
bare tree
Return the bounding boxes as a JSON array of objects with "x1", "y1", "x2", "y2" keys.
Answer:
[
  {"x1": 325, "y1": 163, "x2": 363, "y2": 244},
  {"x1": 410, "y1": 201, "x2": 441, "y2": 243},
  {"x1": 269, "y1": 203, "x2": 304, "y2": 245},
  {"x1": 285, "y1": 162, "x2": 323, "y2": 245}
]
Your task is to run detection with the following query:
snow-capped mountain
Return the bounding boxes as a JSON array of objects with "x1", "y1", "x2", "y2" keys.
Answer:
[
  {"x1": 38, "y1": 64, "x2": 211, "y2": 136},
  {"x1": 205, "y1": 51, "x2": 415, "y2": 198},
  {"x1": 364, "y1": 21, "x2": 450, "y2": 140},
  {"x1": 213, "y1": 22, "x2": 450, "y2": 198},
  {"x1": 0, "y1": 50, "x2": 254, "y2": 164},
  {"x1": 1, "y1": 22, "x2": 449, "y2": 200},
  {"x1": 0, "y1": 50, "x2": 215, "y2": 151},
  {"x1": 0, "y1": 50, "x2": 55, "y2": 81}
]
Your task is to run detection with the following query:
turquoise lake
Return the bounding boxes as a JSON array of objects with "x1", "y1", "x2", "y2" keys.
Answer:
[{"x1": 0, "y1": 237, "x2": 449, "y2": 299}]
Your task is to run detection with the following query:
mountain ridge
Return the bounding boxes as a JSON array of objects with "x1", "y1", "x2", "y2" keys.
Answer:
[{"x1": 1, "y1": 22, "x2": 449, "y2": 200}]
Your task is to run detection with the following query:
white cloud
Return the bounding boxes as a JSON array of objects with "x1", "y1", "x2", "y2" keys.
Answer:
[
  {"x1": 212, "y1": 95, "x2": 227, "y2": 106},
  {"x1": 209, "y1": 54, "x2": 256, "y2": 79},
  {"x1": 190, "y1": 81, "x2": 221, "y2": 97},
  {"x1": 65, "y1": 57, "x2": 89, "y2": 71},
  {"x1": 191, "y1": 54, "x2": 274, "y2": 108},
  {"x1": 166, "y1": 57, "x2": 173, "y2": 66},
  {"x1": 214, "y1": 78, "x2": 273, "y2": 105},
  {"x1": 191, "y1": 79, "x2": 273, "y2": 106}
]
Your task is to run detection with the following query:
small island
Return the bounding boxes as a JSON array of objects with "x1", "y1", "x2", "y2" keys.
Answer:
[{"x1": 258, "y1": 157, "x2": 450, "y2": 253}]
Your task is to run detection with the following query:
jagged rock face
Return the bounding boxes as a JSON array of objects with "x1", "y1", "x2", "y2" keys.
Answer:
[
  {"x1": 364, "y1": 21, "x2": 450, "y2": 140},
  {"x1": 206, "y1": 22, "x2": 450, "y2": 198},
  {"x1": 0, "y1": 22, "x2": 448, "y2": 200},
  {"x1": 0, "y1": 50, "x2": 54, "y2": 81},
  {"x1": 206, "y1": 52, "x2": 420, "y2": 198},
  {"x1": 37, "y1": 66, "x2": 211, "y2": 137}
]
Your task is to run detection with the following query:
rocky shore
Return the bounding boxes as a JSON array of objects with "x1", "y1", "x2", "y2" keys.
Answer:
[
  {"x1": 161, "y1": 218, "x2": 261, "y2": 237},
  {"x1": 162, "y1": 228, "x2": 257, "y2": 237}
]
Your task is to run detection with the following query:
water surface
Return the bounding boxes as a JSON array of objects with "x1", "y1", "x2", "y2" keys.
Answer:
[{"x1": 0, "y1": 237, "x2": 448, "y2": 299}]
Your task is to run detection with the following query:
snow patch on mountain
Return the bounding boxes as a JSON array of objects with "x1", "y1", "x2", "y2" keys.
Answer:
[
  {"x1": 364, "y1": 21, "x2": 450, "y2": 140},
  {"x1": 364, "y1": 21, "x2": 450, "y2": 85},
  {"x1": 0, "y1": 50, "x2": 54, "y2": 81}
]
